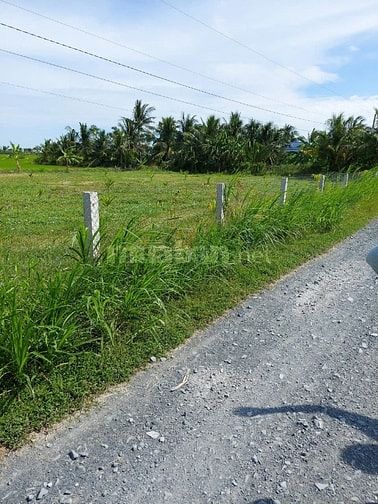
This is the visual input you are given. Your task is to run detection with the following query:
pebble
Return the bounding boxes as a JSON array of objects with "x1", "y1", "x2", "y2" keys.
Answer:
[
  {"x1": 279, "y1": 481, "x2": 287, "y2": 490},
  {"x1": 36, "y1": 488, "x2": 49, "y2": 500},
  {"x1": 146, "y1": 431, "x2": 160, "y2": 440},
  {"x1": 60, "y1": 497, "x2": 73, "y2": 504},
  {"x1": 68, "y1": 449, "x2": 79, "y2": 461},
  {"x1": 315, "y1": 482, "x2": 329, "y2": 491},
  {"x1": 313, "y1": 416, "x2": 324, "y2": 429},
  {"x1": 150, "y1": 356, "x2": 157, "y2": 363},
  {"x1": 26, "y1": 496, "x2": 34, "y2": 502}
]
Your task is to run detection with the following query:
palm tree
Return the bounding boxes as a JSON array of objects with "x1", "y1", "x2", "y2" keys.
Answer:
[
  {"x1": 226, "y1": 112, "x2": 243, "y2": 137},
  {"x1": 92, "y1": 129, "x2": 111, "y2": 166},
  {"x1": 118, "y1": 100, "x2": 155, "y2": 167},
  {"x1": 132, "y1": 99, "x2": 155, "y2": 136},
  {"x1": 64, "y1": 126, "x2": 79, "y2": 144},
  {"x1": 178, "y1": 113, "x2": 197, "y2": 134},
  {"x1": 325, "y1": 114, "x2": 365, "y2": 171},
  {"x1": 79, "y1": 123, "x2": 97, "y2": 164},
  {"x1": 154, "y1": 116, "x2": 177, "y2": 162},
  {"x1": 111, "y1": 127, "x2": 128, "y2": 168},
  {"x1": 202, "y1": 115, "x2": 221, "y2": 137}
]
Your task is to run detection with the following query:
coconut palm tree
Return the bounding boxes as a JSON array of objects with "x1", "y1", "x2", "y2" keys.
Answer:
[
  {"x1": 78, "y1": 123, "x2": 97, "y2": 164},
  {"x1": 154, "y1": 116, "x2": 177, "y2": 163},
  {"x1": 118, "y1": 100, "x2": 155, "y2": 167},
  {"x1": 178, "y1": 113, "x2": 197, "y2": 135},
  {"x1": 226, "y1": 112, "x2": 243, "y2": 137}
]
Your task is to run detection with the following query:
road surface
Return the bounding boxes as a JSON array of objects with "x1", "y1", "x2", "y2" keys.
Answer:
[{"x1": 1, "y1": 221, "x2": 377, "y2": 504}]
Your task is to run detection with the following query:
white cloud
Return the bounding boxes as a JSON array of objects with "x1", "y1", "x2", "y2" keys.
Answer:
[
  {"x1": 300, "y1": 66, "x2": 339, "y2": 85},
  {"x1": 0, "y1": 0, "x2": 378, "y2": 145}
]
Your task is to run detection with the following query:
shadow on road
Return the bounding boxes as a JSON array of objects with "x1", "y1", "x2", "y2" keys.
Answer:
[
  {"x1": 251, "y1": 500, "x2": 277, "y2": 504},
  {"x1": 234, "y1": 404, "x2": 378, "y2": 475},
  {"x1": 341, "y1": 443, "x2": 377, "y2": 475}
]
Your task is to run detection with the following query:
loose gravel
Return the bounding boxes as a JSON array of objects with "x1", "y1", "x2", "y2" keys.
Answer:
[{"x1": 0, "y1": 221, "x2": 377, "y2": 504}]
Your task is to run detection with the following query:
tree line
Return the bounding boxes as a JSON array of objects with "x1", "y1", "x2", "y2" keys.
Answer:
[{"x1": 35, "y1": 100, "x2": 378, "y2": 173}]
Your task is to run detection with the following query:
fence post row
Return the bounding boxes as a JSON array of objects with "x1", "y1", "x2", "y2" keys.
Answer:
[
  {"x1": 84, "y1": 176, "x2": 349, "y2": 245},
  {"x1": 280, "y1": 177, "x2": 289, "y2": 205},
  {"x1": 319, "y1": 174, "x2": 326, "y2": 192},
  {"x1": 83, "y1": 191, "x2": 100, "y2": 258},
  {"x1": 216, "y1": 183, "x2": 225, "y2": 224}
]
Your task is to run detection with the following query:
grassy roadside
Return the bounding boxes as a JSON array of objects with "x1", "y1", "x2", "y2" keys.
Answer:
[{"x1": 0, "y1": 173, "x2": 377, "y2": 449}]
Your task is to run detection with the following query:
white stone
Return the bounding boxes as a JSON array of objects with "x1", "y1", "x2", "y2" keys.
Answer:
[{"x1": 146, "y1": 431, "x2": 160, "y2": 440}]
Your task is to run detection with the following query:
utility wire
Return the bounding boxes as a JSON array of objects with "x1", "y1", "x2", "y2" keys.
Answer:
[
  {"x1": 0, "y1": 80, "x2": 134, "y2": 113},
  {"x1": 0, "y1": 79, "x2": 233, "y2": 121},
  {"x1": 0, "y1": 48, "x2": 257, "y2": 119},
  {"x1": 0, "y1": 78, "x2": 310, "y2": 133},
  {"x1": 0, "y1": 0, "x2": 326, "y2": 117},
  {"x1": 159, "y1": 0, "x2": 344, "y2": 98},
  {"x1": 0, "y1": 22, "x2": 324, "y2": 125}
]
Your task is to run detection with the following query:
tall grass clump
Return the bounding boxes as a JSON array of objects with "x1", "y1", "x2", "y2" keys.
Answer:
[
  {"x1": 0, "y1": 170, "x2": 377, "y2": 447},
  {"x1": 195, "y1": 171, "x2": 376, "y2": 253}
]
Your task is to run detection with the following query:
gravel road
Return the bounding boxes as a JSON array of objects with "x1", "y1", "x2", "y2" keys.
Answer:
[{"x1": 1, "y1": 221, "x2": 377, "y2": 504}]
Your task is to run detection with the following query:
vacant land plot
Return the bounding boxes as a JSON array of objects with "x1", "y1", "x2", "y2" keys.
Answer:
[
  {"x1": 1, "y1": 154, "x2": 377, "y2": 449},
  {"x1": 0, "y1": 155, "x2": 315, "y2": 273}
]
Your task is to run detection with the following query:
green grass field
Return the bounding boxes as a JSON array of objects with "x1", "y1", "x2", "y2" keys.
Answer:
[
  {"x1": 0, "y1": 155, "x2": 316, "y2": 273},
  {"x1": 1, "y1": 154, "x2": 377, "y2": 449}
]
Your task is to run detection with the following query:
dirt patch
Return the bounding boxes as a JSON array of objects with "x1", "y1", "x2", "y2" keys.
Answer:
[{"x1": 0, "y1": 446, "x2": 8, "y2": 463}]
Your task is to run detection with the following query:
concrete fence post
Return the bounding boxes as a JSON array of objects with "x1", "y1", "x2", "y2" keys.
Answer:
[
  {"x1": 343, "y1": 173, "x2": 349, "y2": 187},
  {"x1": 83, "y1": 191, "x2": 100, "y2": 258},
  {"x1": 216, "y1": 183, "x2": 225, "y2": 224},
  {"x1": 280, "y1": 177, "x2": 288, "y2": 205},
  {"x1": 319, "y1": 175, "x2": 326, "y2": 192}
]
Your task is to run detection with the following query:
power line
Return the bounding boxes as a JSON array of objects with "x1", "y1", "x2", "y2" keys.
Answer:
[
  {"x1": 0, "y1": 0, "x2": 326, "y2": 117},
  {"x1": 0, "y1": 78, "x2": 310, "y2": 133},
  {"x1": 0, "y1": 22, "x2": 324, "y2": 125},
  {"x1": 159, "y1": 0, "x2": 344, "y2": 98},
  {"x1": 0, "y1": 48, "x2": 255, "y2": 119},
  {"x1": 0, "y1": 80, "x2": 136, "y2": 113}
]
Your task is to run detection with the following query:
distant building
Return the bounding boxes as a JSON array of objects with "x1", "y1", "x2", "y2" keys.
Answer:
[{"x1": 286, "y1": 139, "x2": 302, "y2": 153}]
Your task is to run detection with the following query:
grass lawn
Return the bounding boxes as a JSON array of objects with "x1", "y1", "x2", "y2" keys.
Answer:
[{"x1": 1, "y1": 154, "x2": 377, "y2": 449}]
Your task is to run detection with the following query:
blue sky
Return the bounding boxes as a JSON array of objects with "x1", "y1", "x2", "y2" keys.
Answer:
[{"x1": 1, "y1": 0, "x2": 378, "y2": 146}]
